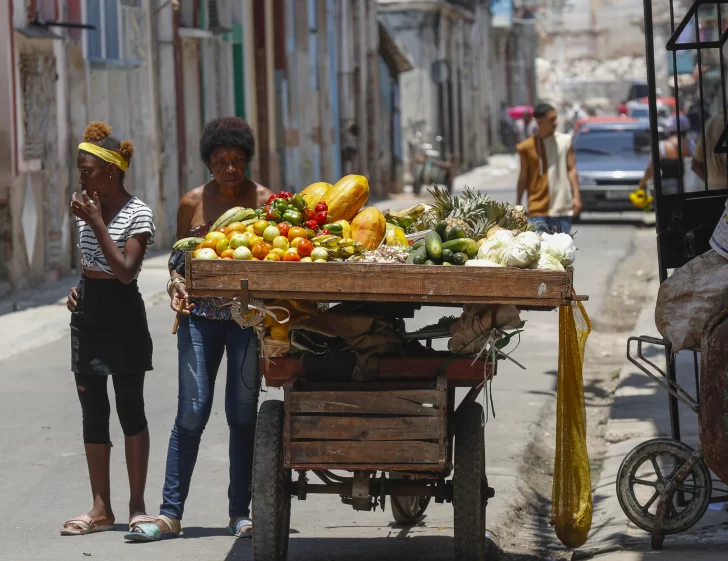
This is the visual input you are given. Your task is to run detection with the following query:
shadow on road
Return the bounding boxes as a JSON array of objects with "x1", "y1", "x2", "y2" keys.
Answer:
[{"x1": 222, "y1": 534, "x2": 552, "y2": 561}]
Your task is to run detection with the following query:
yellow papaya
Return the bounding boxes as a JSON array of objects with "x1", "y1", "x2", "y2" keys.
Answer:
[
  {"x1": 322, "y1": 175, "x2": 370, "y2": 222},
  {"x1": 351, "y1": 207, "x2": 386, "y2": 250},
  {"x1": 300, "y1": 182, "x2": 332, "y2": 210}
]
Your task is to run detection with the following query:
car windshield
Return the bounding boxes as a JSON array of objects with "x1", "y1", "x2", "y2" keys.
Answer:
[
  {"x1": 630, "y1": 108, "x2": 649, "y2": 118},
  {"x1": 575, "y1": 130, "x2": 652, "y2": 155}
]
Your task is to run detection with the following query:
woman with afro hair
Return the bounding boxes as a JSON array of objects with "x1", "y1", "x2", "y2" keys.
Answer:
[
  {"x1": 126, "y1": 117, "x2": 273, "y2": 542},
  {"x1": 62, "y1": 121, "x2": 156, "y2": 535}
]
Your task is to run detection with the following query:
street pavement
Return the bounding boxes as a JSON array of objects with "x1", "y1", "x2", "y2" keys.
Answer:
[{"x1": 0, "y1": 161, "x2": 652, "y2": 561}]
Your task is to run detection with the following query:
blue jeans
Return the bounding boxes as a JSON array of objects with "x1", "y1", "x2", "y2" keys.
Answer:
[
  {"x1": 529, "y1": 216, "x2": 572, "y2": 235},
  {"x1": 160, "y1": 315, "x2": 260, "y2": 520}
]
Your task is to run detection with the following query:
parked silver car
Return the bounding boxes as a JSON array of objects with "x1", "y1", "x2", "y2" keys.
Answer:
[{"x1": 575, "y1": 121, "x2": 653, "y2": 212}]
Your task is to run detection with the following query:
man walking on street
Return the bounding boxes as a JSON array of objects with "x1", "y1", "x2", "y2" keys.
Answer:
[{"x1": 516, "y1": 103, "x2": 582, "y2": 234}]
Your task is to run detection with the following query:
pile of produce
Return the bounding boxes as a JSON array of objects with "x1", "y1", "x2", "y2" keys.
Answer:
[{"x1": 175, "y1": 179, "x2": 576, "y2": 269}]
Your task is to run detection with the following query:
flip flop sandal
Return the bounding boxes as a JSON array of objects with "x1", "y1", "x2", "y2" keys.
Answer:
[
  {"x1": 227, "y1": 517, "x2": 253, "y2": 539},
  {"x1": 124, "y1": 515, "x2": 181, "y2": 542},
  {"x1": 60, "y1": 514, "x2": 115, "y2": 536},
  {"x1": 128, "y1": 513, "x2": 156, "y2": 531}
]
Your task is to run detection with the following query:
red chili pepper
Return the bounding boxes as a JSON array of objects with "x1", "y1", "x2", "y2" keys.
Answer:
[
  {"x1": 314, "y1": 210, "x2": 328, "y2": 224},
  {"x1": 262, "y1": 204, "x2": 270, "y2": 213},
  {"x1": 267, "y1": 194, "x2": 278, "y2": 204},
  {"x1": 314, "y1": 201, "x2": 328, "y2": 213},
  {"x1": 278, "y1": 191, "x2": 293, "y2": 200},
  {"x1": 303, "y1": 219, "x2": 319, "y2": 230},
  {"x1": 321, "y1": 229, "x2": 330, "y2": 235}
]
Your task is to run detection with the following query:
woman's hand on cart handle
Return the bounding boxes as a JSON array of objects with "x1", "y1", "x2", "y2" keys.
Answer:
[
  {"x1": 66, "y1": 287, "x2": 78, "y2": 312},
  {"x1": 170, "y1": 278, "x2": 194, "y2": 316}
]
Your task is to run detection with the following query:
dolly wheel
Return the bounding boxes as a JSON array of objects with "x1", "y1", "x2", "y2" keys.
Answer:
[
  {"x1": 616, "y1": 438, "x2": 711, "y2": 536},
  {"x1": 453, "y1": 401, "x2": 487, "y2": 561},
  {"x1": 390, "y1": 473, "x2": 432, "y2": 525},
  {"x1": 252, "y1": 400, "x2": 291, "y2": 561}
]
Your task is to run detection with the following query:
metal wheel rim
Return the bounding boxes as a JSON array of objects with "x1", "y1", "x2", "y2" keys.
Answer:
[
  {"x1": 392, "y1": 494, "x2": 431, "y2": 522},
  {"x1": 616, "y1": 438, "x2": 712, "y2": 534}
]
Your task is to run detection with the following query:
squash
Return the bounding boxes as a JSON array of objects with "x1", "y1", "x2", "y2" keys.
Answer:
[
  {"x1": 322, "y1": 175, "x2": 370, "y2": 222},
  {"x1": 351, "y1": 207, "x2": 386, "y2": 250},
  {"x1": 300, "y1": 182, "x2": 332, "y2": 210}
]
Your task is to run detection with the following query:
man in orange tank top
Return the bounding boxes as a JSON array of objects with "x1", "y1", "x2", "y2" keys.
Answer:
[{"x1": 516, "y1": 104, "x2": 582, "y2": 234}]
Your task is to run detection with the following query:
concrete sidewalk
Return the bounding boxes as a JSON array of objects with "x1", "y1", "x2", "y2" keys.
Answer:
[{"x1": 575, "y1": 278, "x2": 728, "y2": 561}]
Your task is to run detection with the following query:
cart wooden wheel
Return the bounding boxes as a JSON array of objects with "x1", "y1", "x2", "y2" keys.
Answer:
[
  {"x1": 453, "y1": 401, "x2": 487, "y2": 561},
  {"x1": 616, "y1": 438, "x2": 712, "y2": 535},
  {"x1": 252, "y1": 400, "x2": 291, "y2": 561},
  {"x1": 389, "y1": 473, "x2": 431, "y2": 525}
]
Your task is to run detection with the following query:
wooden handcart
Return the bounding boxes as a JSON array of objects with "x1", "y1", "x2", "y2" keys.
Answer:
[{"x1": 186, "y1": 255, "x2": 584, "y2": 561}]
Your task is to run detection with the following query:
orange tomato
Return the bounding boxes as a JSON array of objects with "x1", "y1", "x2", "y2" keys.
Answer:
[
  {"x1": 283, "y1": 249, "x2": 301, "y2": 262},
  {"x1": 253, "y1": 220, "x2": 270, "y2": 236},
  {"x1": 270, "y1": 248, "x2": 286, "y2": 258},
  {"x1": 194, "y1": 243, "x2": 203, "y2": 251},
  {"x1": 224, "y1": 222, "x2": 247, "y2": 235},
  {"x1": 217, "y1": 227, "x2": 226, "y2": 233},
  {"x1": 287, "y1": 226, "x2": 307, "y2": 241},
  {"x1": 247, "y1": 234, "x2": 263, "y2": 247},
  {"x1": 221, "y1": 256, "x2": 233, "y2": 260},
  {"x1": 277, "y1": 222, "x2": 292, "y2": 238},
  {"x1": 201, "y1": 239, "x2": 218, "y2": 250},
  {"x1": 264, "y1": 253, "x2": 281, "y2": 261},
  {"x1": 221, "y1": 248, "x2": 235, "y2": 259},
  {"x1": 251, "y1": 242, "x2": 271, "y2": 260},
  {"x1": 296, "y1": 239, "x2": 314, "y2": 257}
]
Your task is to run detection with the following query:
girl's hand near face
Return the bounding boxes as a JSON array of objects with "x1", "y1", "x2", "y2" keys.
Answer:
[{"x1": 71, "y1": 191, "x2": 102, "y2": 226}]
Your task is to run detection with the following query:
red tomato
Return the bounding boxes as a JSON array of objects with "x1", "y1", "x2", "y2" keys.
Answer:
[
  {"x1": 296, "y1": 239, "x2": 314, "y2": 257},
  {"x1": 251, "y1": 242, "x2": 271, "y2": 260},
  {"x1": 283, "y1": 249, "x2": 301, "y2": 262},
  {"x1": 277, "y1": 221, "x2": 292, "y2": 238}
]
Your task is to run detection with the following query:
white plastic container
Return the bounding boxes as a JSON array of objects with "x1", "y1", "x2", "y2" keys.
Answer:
[
  {"x1": 404, "y1": 230, "x2": 431, "y2": 245},
  {"x1": 710, "y1": 199, "x2": 728, "y2": 259}
]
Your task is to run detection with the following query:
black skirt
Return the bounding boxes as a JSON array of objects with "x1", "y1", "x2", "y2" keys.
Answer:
[{"x1": 70, "y1": 277, "x2": 153, "y2": 376}]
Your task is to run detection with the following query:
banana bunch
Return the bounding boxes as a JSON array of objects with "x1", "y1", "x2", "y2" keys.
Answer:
[
  {"x1": 384, "y1": 203, "x2": 428, "y2": 233},
  {"x1": 173, "y1": 237, "x2": 204, "y2": 251},
  {"x1": 210, "y1": 207, "x2": 257, "y2": 232},
  {"x1": 312, "y1": 235, "x2": 365, "y2": 260}
]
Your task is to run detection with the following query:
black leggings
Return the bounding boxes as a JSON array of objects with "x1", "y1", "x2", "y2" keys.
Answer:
[{"x1": 75, "y1": 373, "x2": 147, "y2": 444}]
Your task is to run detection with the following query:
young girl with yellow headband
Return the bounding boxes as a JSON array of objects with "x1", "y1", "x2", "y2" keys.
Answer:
[{"x1": 61, "y1": 121, "x2": 156, "y2": 536}]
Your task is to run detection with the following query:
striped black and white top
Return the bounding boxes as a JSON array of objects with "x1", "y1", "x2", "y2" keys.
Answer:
[{"x1": 76, "y1": 197, "x2": 156, "y2": 279}]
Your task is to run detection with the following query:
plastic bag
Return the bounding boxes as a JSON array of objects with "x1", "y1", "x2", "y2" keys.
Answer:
[
  {"x1": 655, "y1": 249, "x2": 728, "y2": 353},
  {"x1": 541, "y1": 232, "x2": 576, "y2": 265},
  {"x1": 551, "y1": 301, "x2": 592, "y2": 548}
]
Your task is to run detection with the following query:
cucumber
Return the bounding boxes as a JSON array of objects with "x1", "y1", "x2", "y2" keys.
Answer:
[
  {"x1": 405, "y1": 253, "x2": 415, "y2": 264},
  {"x1": 464, "y1": 238, "x2": 479, "y2": 258},
  {"x1": 453, "y1": 252, "x2": 468, "y2": 265},
  {"x1": 447, "y1": 226, "x2": 467, "y2": 241},
  {"x1": 424, "y1": 259, "x2": 436, "y2": 266},
  {"x1": 412, "y1": 239, "x2": 425, "y2": 250},
  {"x1": 441, "y1": 248, "x2": 453, "y2": 262},
  {"x1": 435, "y1": 221, "x2": 448, "y2": 240},
  {"x1": 424, "y1": 231, "x2": 443, "y2": 259},
  {"x1": 411, "y1": 247, "x2": 428, "y2": 265},
  {"x1": 442, "y1": 238, "x2": 476, "y2": 253}
]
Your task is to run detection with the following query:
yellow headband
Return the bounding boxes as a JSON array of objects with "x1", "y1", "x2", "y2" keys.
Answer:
[{"x1": 78, "y1": 142, "x2": 129, "y2": 171}]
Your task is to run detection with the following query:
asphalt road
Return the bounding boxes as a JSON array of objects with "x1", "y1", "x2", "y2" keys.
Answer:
[{"x1": 0, "y1": 168, "x2": 642, "y2": 561}]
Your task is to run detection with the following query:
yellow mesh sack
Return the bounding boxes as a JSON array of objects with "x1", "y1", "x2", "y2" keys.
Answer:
[{"x1": 551, "y1": 300, "x2": 592, "y2": 547}]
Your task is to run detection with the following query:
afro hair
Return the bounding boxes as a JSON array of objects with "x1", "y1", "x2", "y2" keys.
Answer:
[
  {"x1": 80, "y1": 120, "x2": 134, "y2": 165},
  {"x1": 199, "y1": 117, "x2": 255, "y2": 164}
]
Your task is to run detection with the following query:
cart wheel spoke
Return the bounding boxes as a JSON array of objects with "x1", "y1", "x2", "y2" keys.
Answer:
[
  {"x1": 650, "y1": 456, "x2": 663, "y2": 480},
  {"x1": 632, "y1": 478, "x2": 658, "y2": 487},
  {"x1": 641, "y1": 490, "x2": 660, "y2": 513}
]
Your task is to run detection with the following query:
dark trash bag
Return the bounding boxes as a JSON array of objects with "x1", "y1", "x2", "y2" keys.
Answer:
[{"x1": 700, "y1": 307, "x2": 728, "y2": 484}]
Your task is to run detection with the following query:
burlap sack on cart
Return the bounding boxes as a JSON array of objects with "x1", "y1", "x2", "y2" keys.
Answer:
[
  {"x1": 655, "y1": 249, "x2": 728, "y2": 353},
  {"x1": 551, "y1": 301, "x2": 592, "y2": 548}
]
